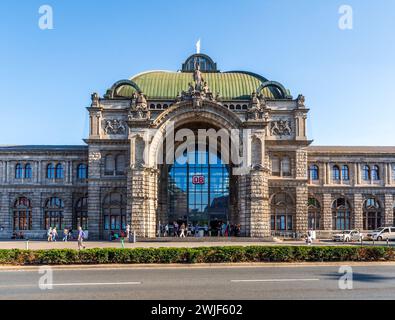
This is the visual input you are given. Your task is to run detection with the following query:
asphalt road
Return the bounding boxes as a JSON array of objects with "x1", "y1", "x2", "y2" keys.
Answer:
[{"x1": 0, "y1": 264, "x2": 394, "y2": 300}]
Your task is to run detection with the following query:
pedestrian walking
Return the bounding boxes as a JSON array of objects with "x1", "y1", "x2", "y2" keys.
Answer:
[
  {"x1": 47, "y1": 227, "x2": 53, "y2": 242},
  {"x1": 173, "y1": 221, "x2": 179, "y2": 237},
  {"x1": 68, "y1": 228, "x2": 73, "y2": 241},
  {"x1": 126, "y1": 224, "x2": 131, "y2": 242},
  {"x1": 52, "y1": 227, "x2": 58, "y2": 242},
  {"x1": 77, "y1": 226, "x2": 86, "y2": 250},
  {"x1": 306, "y1": 229, "x2": 313, "y2": 245},
  {"x1": 62, "y1": 228, "x2": 69, "y2": 242},
  {"x1": 180, "y1": 223, "x2": 186, "y2": 238}
]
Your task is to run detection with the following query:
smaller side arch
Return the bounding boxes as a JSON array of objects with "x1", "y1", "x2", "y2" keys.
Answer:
[
  {"x1": 105, "y1": 80, "x2": 142, "y2": 99},
  {"x1": 257, "y1": 81, "x2": 292, "y2": 99}
]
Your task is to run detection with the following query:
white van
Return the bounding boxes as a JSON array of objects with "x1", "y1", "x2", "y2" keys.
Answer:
[{"x1": 367, "y1": 227, "x2": 395, "y2": 241}]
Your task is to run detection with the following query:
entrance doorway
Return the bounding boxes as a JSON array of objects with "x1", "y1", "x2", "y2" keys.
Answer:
[{"x1": 167, "y1": 147, "x2": 230, "y2": 237}]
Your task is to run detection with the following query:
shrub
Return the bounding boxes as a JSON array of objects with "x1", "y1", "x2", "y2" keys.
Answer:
[{"x1": 0, "y1": 246, "x2": 393, "y2": 265}]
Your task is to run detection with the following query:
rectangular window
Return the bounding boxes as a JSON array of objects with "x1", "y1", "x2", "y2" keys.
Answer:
[
  {"x1": 272, "y1": 157, "x2": 280, "y2": 176},
  {"x1": 287, "y1": 215, "x2": 293, "y2": 230},
  {"x1": 104, "y1": 216, "x2": 110, "y2": 230},
  {"x1": 281, "y1": 158, "x2": 291, "y2": 177}
]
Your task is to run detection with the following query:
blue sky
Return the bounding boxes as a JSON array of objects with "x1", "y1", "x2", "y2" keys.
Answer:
[{"x1": 1, "y1": 0, "x2": 394, "y2": 146}]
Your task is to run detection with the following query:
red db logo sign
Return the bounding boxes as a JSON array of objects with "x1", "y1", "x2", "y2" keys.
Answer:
[{"x1": 192, "y1": 175, "x2": 205, "y2": 185}]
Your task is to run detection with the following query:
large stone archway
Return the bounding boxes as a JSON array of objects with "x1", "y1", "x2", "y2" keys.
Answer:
[{"x1": 127, "y1": 100, "x2": 270, "y2": 238}]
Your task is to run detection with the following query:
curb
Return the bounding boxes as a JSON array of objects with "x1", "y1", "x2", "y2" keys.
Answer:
[{"x1": 1, "y1": 261, "x2": 395, "y2": 271}]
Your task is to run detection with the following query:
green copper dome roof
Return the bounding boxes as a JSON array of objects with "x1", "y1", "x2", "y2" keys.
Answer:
[{"x1": 111, "y1": 54, "x2": 291, "y2": 101}]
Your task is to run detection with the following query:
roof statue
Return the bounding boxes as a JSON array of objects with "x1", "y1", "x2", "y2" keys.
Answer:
[{"x1": 193, "y1": 59, "x2": 204, "y2": 91}]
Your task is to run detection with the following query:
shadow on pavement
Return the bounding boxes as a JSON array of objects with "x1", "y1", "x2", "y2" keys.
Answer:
[{"x1": 321, "y1": 272, "x2": 395, "y2": 283}]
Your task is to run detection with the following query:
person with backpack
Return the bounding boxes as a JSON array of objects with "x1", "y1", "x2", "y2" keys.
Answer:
[{"x1": 77, "y1": 226, "x2": 86, "y2": 250}]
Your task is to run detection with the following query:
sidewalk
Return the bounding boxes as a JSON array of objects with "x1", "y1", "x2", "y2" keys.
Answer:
[{"x1": 0, "y1": 238, "x2": 388, "y2": 250}]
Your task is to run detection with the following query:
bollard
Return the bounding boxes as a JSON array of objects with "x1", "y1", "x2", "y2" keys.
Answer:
[
  {"x1": 387, "y1": 238, "x2": 390, "y2": 247},
  {"x1": 121, "y1": 238, "x2": 125, "y2": 249},
  {"x1": 130, "y1": 231, "x2": 136, "y2": 243},
  {"x1": 25, "y1": 240, "x2": 29, "y2": 250}
]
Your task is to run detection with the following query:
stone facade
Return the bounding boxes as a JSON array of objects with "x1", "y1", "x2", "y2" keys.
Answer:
[{"x1": 0, "y1": 53, "x2": 394, "y2": 239}]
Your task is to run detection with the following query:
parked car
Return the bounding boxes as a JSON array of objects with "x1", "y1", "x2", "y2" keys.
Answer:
[
  {"x1": 333, "y1": 230, "x2": 363, "y2": 242},
  {"x1": 366, "y1": 227, "x2": 395, "y2": 241}
]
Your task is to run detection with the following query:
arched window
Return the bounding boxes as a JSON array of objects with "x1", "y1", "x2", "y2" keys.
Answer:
[
  {"x1": 13, "y1": 197, "x2": 32, "y2": 231},
  {"x1": 77, "y1": 164, "x2": 88, "y2": 179},
  {"x1": 342, "y1": 165, "x2": 350, "y2": 181},
  {"x1": 332, "y1": 198, "x2": 352, "y2": 230},
  {"x1": 309, "y1": 165, "x2": 319, "y2": 181},
  {"x1": 363, "y1": 198, "x2": 382, "y2": 230},
  {"x1": 362, "y1": 165, "x2": 370, "y2": 181},
  {"x1": 332, "y1": 165, "x2": 340, "y2": 181},
  {"x1": 115, "y1": 155, "x2": 126, "y2": 175},
  {"x1": 371, "y1": 165, "x2": 380, "y2": 181},
  {"x1": 74, "y1": 197, "x2": 88, "y2": 230},
  {"x1": 308, "y1": 198, "x2": 321, "y2": 230},
  {"x1": 104, "y1": 155, "x2": 115, "y2": 176},
  {"x1": 103, "y1": 192, "x2": 126, "y2": 231},
  {"x1": 55, "y1": 164, "x2": 64, "y2": 179},
  {"x1": 270, "y1": 193, "x2": 295, "y2": 231},
  {"x1": 47, "y1": 163, "x2": 55, "y2": 179},
  {"x1": 24, "y1": 163, "x2": 32, "y2": 179},
  {"x1": 15, "y1": 163, "x2": 23, "y2": 179},
  {"x1": 44, "y1": 197, "x2": 64, "y2": 229}
]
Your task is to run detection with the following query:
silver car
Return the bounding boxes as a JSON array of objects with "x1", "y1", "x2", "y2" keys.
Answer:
[{"x1": 333, "y1": 230, "x2": 363, "y2": 242}]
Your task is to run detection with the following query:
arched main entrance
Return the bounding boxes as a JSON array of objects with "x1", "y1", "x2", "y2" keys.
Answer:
[{"x1": 167, "y1": 147, "x2": 230, "y2": 236}]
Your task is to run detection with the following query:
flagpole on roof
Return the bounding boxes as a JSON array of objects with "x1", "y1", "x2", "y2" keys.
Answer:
[{"x1": 196, "y1": 39, "x2": 201, "y2": 54}]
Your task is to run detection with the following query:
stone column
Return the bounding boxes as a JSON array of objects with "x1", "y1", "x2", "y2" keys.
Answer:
[
  {"x1": 326, "y1": 163, "x2": 331, "y2": 185},
  {"x1": 62, "y1": 192, "x2": 73, "y2": 230},
  {"x1": 384, "y1": 194, "x2": 394, "y2": 227},
  {"x1": 295, "y1": 149, "x2": 308, "y2": 179},
  {"x1": 249, "y1": 169, "x2": 270, "y2": 238},
  {"x1": 237, "y1": 174, "x2": 249, "y2": 236},
  {"x1": 322, "y1": 193, "x2": 333, "y2": 230},
  {"x1": 130, "y1": 167, "x2": 158, "y2": 238},
  {"x1": 295, "y1": 185, "x2": 308, "y2": 235},
  {"x1": 87, "y1": 149, "x2": 102, "y2": 240},
  {"x1": 356, "y1": 164, "x2": 361, "y2": 185},
  {"x1": 0, "y1": 192, "x2": 10, "y2": 238},
  {"x1": 353, "y1": 193, "x2": 363, "y2": 230}
]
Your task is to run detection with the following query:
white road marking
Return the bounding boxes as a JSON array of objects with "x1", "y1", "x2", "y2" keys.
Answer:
[
  {"x1": 231, "y1": 278, "x2": 320, "y2": 283},
  {"x1": 52, "y1": 281, "x2": 142, "y2": 286}
]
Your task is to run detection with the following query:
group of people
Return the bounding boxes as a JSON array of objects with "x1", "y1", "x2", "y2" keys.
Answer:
[
  {"x1": 47, "y1": 226, "x2": 87, "y2": 250},
  {"x1": 161, "y1": 221, "x2": 242, "y2": 238},
  {"x1": 47, "y1": 227, "x2": 59, "y2": 242},
  {"x1": 109, "y1": 224, "x2": 132, "y2": 242}
]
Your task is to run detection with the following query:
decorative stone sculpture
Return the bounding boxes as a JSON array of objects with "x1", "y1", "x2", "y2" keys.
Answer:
[
  {"x1": 130, "y1": 92, "x2": 151, "y2": 120},
  {"x1": 246, "y1": 92, "x2": 266, "y2": 120},
  {"x1": 103, "y1": 119, "x2": 126, "y2": 135},
  {"x1": 178, "y1": 71, "x2": 218, "y2": 106},
  {"x1": 270, "y1": 119, "x2": 292, "y2": 136},
  {"x1": 297, "y1": 94, "x2": 305, "y2": 108},
  {"x1": 91, "y1": 92, "x2": 100, "y2": 107}
]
